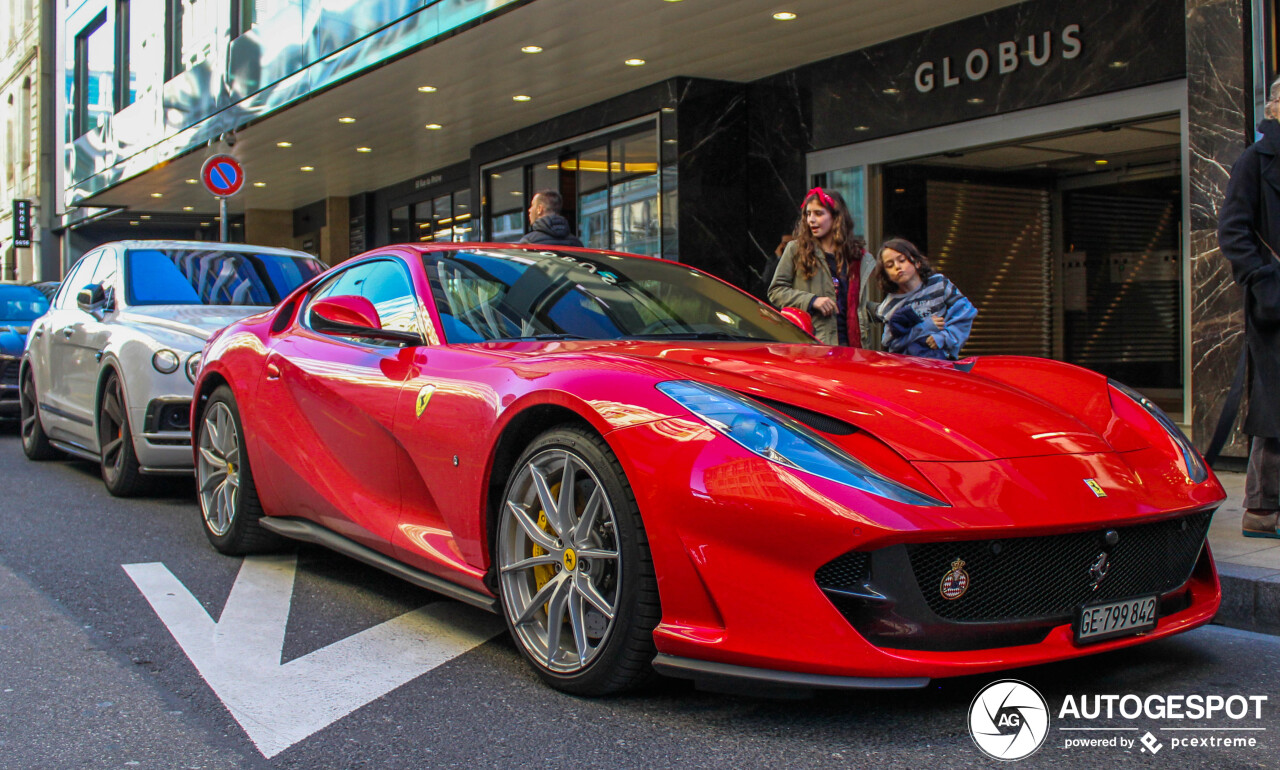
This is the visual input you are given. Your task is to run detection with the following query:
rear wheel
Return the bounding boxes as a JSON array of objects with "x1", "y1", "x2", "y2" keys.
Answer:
[
  {"x1": 19, "y1": 367, "x2": 59, "y2": 460},
  {"x1": 99, "y1": 373, "x2": 151, "y2": 497},
  {"x1": 196, "y1": 385, "x2": 282, "y2": 554},
  {"x1": 496, "y1": 426, "x2": 659, "y2": 695}
]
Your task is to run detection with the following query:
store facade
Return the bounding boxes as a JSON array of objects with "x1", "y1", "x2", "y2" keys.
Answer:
[{"x1": 55, "y1": 0, "x2": 1255, "y2": 452}]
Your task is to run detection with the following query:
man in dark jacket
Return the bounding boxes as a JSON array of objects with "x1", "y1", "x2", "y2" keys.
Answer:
[
  {"x1": 519, "y1": 189, "x2": 583, "y2": 247},
  {"x1": 1217, "y1": 80, "x2": 1280, "y2": 538}
]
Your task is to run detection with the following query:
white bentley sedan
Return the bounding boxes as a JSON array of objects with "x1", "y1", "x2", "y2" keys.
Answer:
[{"x1": 19, "y1": 241, "x2": 324, "y2": 495}]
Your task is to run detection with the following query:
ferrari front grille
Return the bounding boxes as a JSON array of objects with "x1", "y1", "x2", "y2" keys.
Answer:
[{"x1": 906, "y1": 510, "x2": 1213, "y2": 622}]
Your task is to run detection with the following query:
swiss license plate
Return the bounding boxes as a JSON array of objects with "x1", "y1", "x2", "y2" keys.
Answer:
[{"x1": 1075, "y1": 595, "x2": 1158, "y2": 644}]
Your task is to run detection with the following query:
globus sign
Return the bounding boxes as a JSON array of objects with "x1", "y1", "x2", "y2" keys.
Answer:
[{"x1": 201, "y1": 154, "x2": 245, "y2": 197}]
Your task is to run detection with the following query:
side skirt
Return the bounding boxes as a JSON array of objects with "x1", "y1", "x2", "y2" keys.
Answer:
[
  {"x1": 651, "y1": 653, "x2": 931, "y2": 691},
  {"x1": 49, "y1": 439, "x2": 100, "y2": 463},
  {"x1": 258, "y1": 517, "x2": 500, "y2": 614}
]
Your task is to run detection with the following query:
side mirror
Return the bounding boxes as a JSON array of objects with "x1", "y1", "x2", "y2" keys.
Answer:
[
  {"x1": 778, "y1": 307, "x2": 815, "y2": 336},
  {"x1": 309, "y1": 296, "x2": 421, "y2": 344},
  {"x1": 77, "y1": 283, "x2": 107, "y2": 315}
]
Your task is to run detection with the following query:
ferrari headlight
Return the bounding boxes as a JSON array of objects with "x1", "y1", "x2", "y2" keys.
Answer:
[
  {"x1": 1109, "y1": 379, "x2": 1208, "y2": 483},
  {"x1": 656, "y1": 381, "x2": 945, "y2": 506},
  {"x1": 152, "y1": 349, "x2": 181, "y2": 374},
  {"x1": 186, "y1": 352, "x2": 202, "y2": 383}
]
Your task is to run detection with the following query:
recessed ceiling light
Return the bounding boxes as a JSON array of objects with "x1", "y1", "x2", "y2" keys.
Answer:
[
  {"x1": 967, "y1": 97, "x2": 984, "y2": 104},
  {"x1": 356, "y1": 146, "x2": 372, "y2": 153},
  {"x1": 200, "y1": 222, "x2": 210, "y2": 226},
  {"x1": 140, "y1": 214, "x2": 151, "y2": 219},
  {"x1": 150, "y1": 192, "x2": 163, "y2": 198},
  {"x1": 300, "y1": 165, "x2": 315, "y2": 171},
  {"x1": 511, "y1": 191, "x2": 523, "y2": 196},
  {"x1": 521, "y1": 45, "x2": 543, "y2": 53},
  {"x1": 882, "y1": 87, "x2": 900, "y2": 95},
  {"x1": 663, "y1": 138, "x2": 678, "y2": 144},
  {"x1": 276, "y1": 141, "x2": 292, "y2": 148},
  {"x1": 854, "y1": 125, "x2": 870, "y2": 131},
  {"x1": 1108, "y1": 61, "x2": 1128, "y2": 69},
  {"x1": 253, "y1": 181, "x2": 266, "y2": 187},
  {"x1": 417, "y1": 85, "x2": 437, "y2": 92},
  {"x1": 661, "y1": 107, "x2": 675, "y2": 113},
  {"x1": 513, "y1": 94, "x2": 532, "y2": 102},
  {"x1": 182, "y1": 206, "x2": 194, "y2": 211},
  {"x1": 1094, "y1": 159, "x2": 1109, "y2": 165},
  {"x1": 185, "y1": 178, "x2": 197, "y2": 184},
  {"x1": 624, "y1": 58, "x2": 646, "y2": 66},
  {"x1": 425, "y1": 123, "x2": 443, "y2": 130},
  {"x1": 772, "y1": 11, "x2": 797, "y2": 20},
  {"x1": 338, "y1": 116, "x2": 356, "y2": 123},
  {"x1": 129, "y1": 220, "x2": 139, "y2": 225}
]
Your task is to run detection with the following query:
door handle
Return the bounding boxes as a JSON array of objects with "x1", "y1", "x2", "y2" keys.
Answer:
[
  {"x1": 265, "y1": 363, "x2": 281, "y2": 381},
  {"x1": 61, "y1": 327, "x2": 74, "y2": 339}
]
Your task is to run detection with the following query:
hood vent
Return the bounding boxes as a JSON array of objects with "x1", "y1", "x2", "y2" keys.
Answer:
[{"x1": 745, "y1": 395, "x2": 857, "y2": 436}]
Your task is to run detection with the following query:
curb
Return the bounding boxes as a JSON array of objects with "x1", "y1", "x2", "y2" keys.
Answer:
[{"x1": 1213, "y1": 562, "x2": 1280, "y2": 636}]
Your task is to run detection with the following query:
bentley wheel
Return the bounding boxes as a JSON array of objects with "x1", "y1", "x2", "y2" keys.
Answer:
[
  {"x1": 497, "y1": 426, "x2": 659, "y2": 695},
  {"x1": 99, "y1": 373, "x2": 151, "y2": 497},
  {"x1": 19, "y1": 367, "x2": 59, "y2": 460},
  {"x1": 196, "y1": 385, "x2": 281, "y2": 554}
]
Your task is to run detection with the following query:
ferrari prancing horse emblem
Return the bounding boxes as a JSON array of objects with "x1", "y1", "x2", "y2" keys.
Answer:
[
  {"x1": 940, "y1": 558, "x2": 970, "y2": 600},
  {"x1": 415, "y1": 384, "x2": 436, "y2": 418},
  {"x1": 1084, "y1": 479, "x2": 1106, "y2": 498}
]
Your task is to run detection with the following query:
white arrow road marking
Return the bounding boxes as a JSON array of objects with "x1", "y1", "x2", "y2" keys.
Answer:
[{"x1": 123, "y1": 554, "x2": 504, "y2": 758}]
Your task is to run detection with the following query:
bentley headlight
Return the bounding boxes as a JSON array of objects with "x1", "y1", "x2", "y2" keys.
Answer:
[
  {"x1": 1109, "y1": 379, "x2": 1208, "y2": 483},
  {"x1": 152, "y1": 349, "x2": 181, "y2": 374},
  {"x1": 656, "y1": 381, "x2": 945, "y2": 506},
  {"x1": 186, "y1": 352, "x2": 202, "y2": 383}
]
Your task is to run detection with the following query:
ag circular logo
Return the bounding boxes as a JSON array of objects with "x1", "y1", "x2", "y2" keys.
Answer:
[{"x1": 968, "y1": 679, "x2": 1050, "y2": 761}]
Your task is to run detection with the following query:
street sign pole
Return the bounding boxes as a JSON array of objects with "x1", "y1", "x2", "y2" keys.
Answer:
[{"x1": 200, "y1": 155, "x2": 246, "y2": 243}]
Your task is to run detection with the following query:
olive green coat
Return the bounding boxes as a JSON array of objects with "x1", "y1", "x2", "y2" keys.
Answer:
[{"x1": 768, "y1": 240, "x2": 875, "y2": 346}]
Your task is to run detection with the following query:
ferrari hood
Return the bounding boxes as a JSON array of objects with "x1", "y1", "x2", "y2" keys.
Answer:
[
  {"x1": 118, "y1": 305, "x2": 271, "y2": 342},
  {"x1": 538, "y1": 342, "x2": 1117, "y2": 463}
]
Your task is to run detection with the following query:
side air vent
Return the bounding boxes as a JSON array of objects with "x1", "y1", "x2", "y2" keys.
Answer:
[{"x1": 747, "y1": 395, "x2": 857, "y2": 435}]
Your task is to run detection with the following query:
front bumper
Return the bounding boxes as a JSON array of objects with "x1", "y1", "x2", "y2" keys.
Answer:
[{"x1": 607, "y1": 418, "x2": 1225, "y2": 685}]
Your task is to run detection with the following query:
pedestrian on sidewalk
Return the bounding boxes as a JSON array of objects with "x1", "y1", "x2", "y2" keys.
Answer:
[
  {"x1": 520, "y1": 189, "x2": 584, "y2": 247},
  {"x1": 768, "y1": 187, "x2": 872, "y2": 346},
  {"x1": 873, "y1": 238, "x2": 976, "y2": 360},
  {"x1": 1217, "y1": 77, "x2": 1280, "y2": 538}
]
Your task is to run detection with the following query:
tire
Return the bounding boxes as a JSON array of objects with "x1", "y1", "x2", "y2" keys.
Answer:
[
  {"x1": 19, "y1": 366, "x2": 59, "y2": 461},
  {"x1": 496, "y1": 426, "x2": 659, "y2": 695},
  {"x1": 98, "y1": 372, "x2": 152, "y2": 497},
  {"x1": 196, "y1": 385, "x2": 283, "y2": 555}
]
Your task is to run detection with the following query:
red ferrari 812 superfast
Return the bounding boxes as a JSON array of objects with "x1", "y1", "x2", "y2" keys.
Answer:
[{"x1": 192, "y1": 244, "x2": 1224, "y2": 695}]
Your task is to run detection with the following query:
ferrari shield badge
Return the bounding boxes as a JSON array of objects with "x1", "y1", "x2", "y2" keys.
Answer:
[
  {"x1": 940, "y1": 558, "x2": 970, "y2": 600},
  {"x1": 1084, "y1": 478, "x2": 1106, "y2": 498},
  {"x1": 415, "y1": 384, "x2": 436, "y2": 418}
]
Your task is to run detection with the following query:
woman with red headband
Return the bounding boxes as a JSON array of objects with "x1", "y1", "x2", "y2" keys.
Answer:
[{"x1": 768, "y1": 187, "x2": 871, "y2": 346}]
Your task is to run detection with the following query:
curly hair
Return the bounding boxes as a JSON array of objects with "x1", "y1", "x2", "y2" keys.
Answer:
[
  {"x1": 790, "y1": 188, "x2": 860, "y2": 280},
  {"x1": 873, "y1": 237, "x2": 934, "y2": 294}
]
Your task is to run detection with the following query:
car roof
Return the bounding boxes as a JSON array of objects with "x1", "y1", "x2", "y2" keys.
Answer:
[{"x1": 102, "y1": 240, "x2": 317, "y2": 259}]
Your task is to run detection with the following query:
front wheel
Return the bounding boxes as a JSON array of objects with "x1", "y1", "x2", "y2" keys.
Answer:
[
  {"x1": 196, "y1": 385, "x2": 282, "y2": 555},
  {"x1": 496, "y1": 426, "x2": 659, "y2": 695},
  {"x1": 99, "y1": 373, "x2": 151, "y2": 497}
]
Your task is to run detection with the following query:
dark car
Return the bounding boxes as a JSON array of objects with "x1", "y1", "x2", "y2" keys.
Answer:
[{"x1": 0, "y1": 284, "x2": 50, "y2": 418}]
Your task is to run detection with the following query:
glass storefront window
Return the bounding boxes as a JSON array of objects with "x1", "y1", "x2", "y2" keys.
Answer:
[
  {"x1": 453, "y1": 189, "x2": 473, "y2": 240},
  {"x1": 390, "y1": 206, "x2": 410, "y2": 242},
  {"x1": 817, "y1": 166, "x2": 867, "y2": 241},
  {"x1": 489, "y1": 170, "x2": 525, "y2": 242},
  {"x1": 390, "y1": 189, "x2": 473, "y2": 246}
]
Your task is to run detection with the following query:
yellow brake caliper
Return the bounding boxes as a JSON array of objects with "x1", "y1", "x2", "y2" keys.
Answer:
[{"x1": 531, "y1": 483, "x2": 561, "y2": 599}]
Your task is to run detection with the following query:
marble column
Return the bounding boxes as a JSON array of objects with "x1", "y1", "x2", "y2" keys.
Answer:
[{"x1": 1187, "y1": 0, "x2": 1251, "y2": 455}]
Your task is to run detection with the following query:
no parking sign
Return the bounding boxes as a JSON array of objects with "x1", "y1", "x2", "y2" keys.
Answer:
[{"x1": 201, "y1": 155, "x2": 245, "y2": 198}]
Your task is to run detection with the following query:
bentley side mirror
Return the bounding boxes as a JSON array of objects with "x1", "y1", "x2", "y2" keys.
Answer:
[
  {"x1": 77, "y1": 283, "x2": 108, "y2": 316},
  {"x1": 309, "y1": 295, "x2": 421, "y2": 345}
]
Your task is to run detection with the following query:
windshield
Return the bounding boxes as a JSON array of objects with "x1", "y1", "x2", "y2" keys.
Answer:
[
  {"x1": 0, "y1": 285, "x2": 50, "y2": 323},
  {"x1": 124, "y1": 248, "x2": 325, "y2": 306},
  {"x1": 423, "y1": 248, "x2": 814, "y2": 344}
]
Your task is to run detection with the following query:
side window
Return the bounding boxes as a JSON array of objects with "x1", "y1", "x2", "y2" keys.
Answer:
[
  {"x1": 87, "y1": 251, "x2": 119, "y2": 308},
  {"x1": 307, "y1": 259, "x2": 420, "y2": 346},
  {"x1": 54, "y1": 253, "x2": 101, "y2": 310}
]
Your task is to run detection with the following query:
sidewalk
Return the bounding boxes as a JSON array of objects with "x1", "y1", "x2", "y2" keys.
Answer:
[{"x1": 1208, "y1": 470, "x2": 1280, "y2": 634}]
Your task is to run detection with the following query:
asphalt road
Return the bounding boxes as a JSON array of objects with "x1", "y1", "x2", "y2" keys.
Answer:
[{"x1": 1, "y1": 425, "x2": 1278, "y2": 770}]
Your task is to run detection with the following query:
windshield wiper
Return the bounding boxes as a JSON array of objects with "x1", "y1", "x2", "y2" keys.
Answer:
[
  {"x1": 625, "y1": 331, "x2": 760, "y2": 341},
  {"x1": 489, "y1": 333, "x2": 592, "y2": 341}
]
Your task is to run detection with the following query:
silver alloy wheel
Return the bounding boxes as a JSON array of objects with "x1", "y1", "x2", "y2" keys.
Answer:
[
  {"x1": 197, "y1": 401, "x2": 241, "y2": 537},
  {"x1": 499, "y1": 448, "x2": 621, "y2": 675},
  {"x1": 99, "y1": 379, "x2": 128, "y2": 475},
  {"x1": 19, "y1": 370, "x2": 38, "y2": 447}
]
